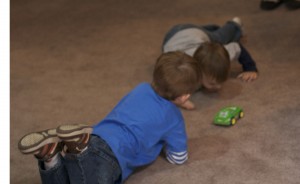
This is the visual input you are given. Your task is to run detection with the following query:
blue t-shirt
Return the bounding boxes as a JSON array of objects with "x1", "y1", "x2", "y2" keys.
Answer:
[{"x1": 92, "y1": 83, "x2": 188, "y2": 181}]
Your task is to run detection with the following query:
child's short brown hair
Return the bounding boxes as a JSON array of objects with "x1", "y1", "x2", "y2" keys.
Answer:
[
  {"x1": 193, "y1": 42, "x2": 230, "y2": 83},
  {"x1": 152, "y1": 51, "x2": 201, "y2": 100}
]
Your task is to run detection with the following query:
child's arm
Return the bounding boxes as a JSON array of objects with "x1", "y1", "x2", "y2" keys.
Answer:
[
  {"x1": 237, "y1": 43, "x2": 258, "y2": 82},
  {"x1": 163, "y1": 119, "x2": 188, "y2": 165}
]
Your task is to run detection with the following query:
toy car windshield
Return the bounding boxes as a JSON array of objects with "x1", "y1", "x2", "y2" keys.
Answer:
[{"x1": 213, "y1": 106, "x2": 244, "y2": 126}]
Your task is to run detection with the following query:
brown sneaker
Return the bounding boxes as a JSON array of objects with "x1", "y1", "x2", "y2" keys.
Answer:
[
  {"x1": 18, "y1": 129, "x2": 62, "y2": 162},
  {"x1": 56, "y1": 124, "x2": 93, "y2": 154}
]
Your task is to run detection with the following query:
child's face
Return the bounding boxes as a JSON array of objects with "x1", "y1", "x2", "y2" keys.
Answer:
[{"x1": 202, "y1": 74, "x2": 222, "y2": 92}]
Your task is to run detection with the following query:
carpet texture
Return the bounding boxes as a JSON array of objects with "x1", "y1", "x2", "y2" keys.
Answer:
[{"x1": 11, "y1": 0, "x2": 300, "y2": 183}]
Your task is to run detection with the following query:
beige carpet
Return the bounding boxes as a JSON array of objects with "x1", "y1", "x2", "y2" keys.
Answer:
[{"x1": 11, "y1": 0, "x2": 300, "y2": 183}]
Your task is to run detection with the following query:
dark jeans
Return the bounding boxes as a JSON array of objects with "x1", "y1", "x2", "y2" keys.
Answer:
[
  {"x1": 162, "y1": 20, "x2": 242, "y2": 48},
  {"x1": 38, "y1": 135, "x2": 122, "y2": 184}
]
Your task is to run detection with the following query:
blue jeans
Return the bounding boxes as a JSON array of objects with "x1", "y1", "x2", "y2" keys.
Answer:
[
  {"x1": 162, "y1": 20, "x2": 242, "y2": 48},
  {"x1": 38, "y1": 135, "x2": 122, "y2": 184}
]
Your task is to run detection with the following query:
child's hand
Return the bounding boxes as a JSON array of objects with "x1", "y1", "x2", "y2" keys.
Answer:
[
  {"x1": 237, "y1": 71, "x2": 258, "y2": 82},
  {"x1": 178, "y1": 99, "x2": 196, "y2": 110}
]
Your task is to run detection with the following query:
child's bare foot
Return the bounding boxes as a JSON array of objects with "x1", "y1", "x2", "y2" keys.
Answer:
[{"x1": 179, "y1": 100, "x2": 196, "y2": 110}]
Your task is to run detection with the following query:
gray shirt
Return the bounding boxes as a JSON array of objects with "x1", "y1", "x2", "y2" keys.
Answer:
[{"x1": 162, "y1": 28, "x2": 241, "y2": 61}]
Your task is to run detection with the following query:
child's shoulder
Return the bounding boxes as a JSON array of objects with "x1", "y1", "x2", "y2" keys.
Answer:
[
  {"x1": 128, "y1": 82, "x2": 154, "y2": 97},
  {"x1": 133, "y1": 82, "x2": 151, "y2": 91}
]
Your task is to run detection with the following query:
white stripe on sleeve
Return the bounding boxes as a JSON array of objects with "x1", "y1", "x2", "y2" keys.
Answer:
[{"x1": 166, "y1": 150, "x2": 188, "y2": 165}]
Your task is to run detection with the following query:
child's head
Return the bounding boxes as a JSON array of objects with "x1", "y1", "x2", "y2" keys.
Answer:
[
  {"x1": 193, "y1": 42, "x2": 230, "y2": 91},
  {"x1": 152, "y1": 51, "x2": 201, "y2": 101}
]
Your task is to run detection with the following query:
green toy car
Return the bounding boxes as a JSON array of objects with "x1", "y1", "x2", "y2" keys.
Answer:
[{"x1": 213, "y1": 106, "x2": 244, "y2": 126}]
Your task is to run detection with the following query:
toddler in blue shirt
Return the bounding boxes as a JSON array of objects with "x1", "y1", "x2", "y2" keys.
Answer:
[{"x1": 18, "y1": 51, "x2": 201, "y2": 184}]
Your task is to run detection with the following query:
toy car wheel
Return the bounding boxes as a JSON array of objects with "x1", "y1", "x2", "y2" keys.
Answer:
[
  {"x1": 239, "y1": 111, "x2": 244, "y2": 118},
  {"x1": 231, "y1": 118, "x2": 236, "y2": 125}
]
